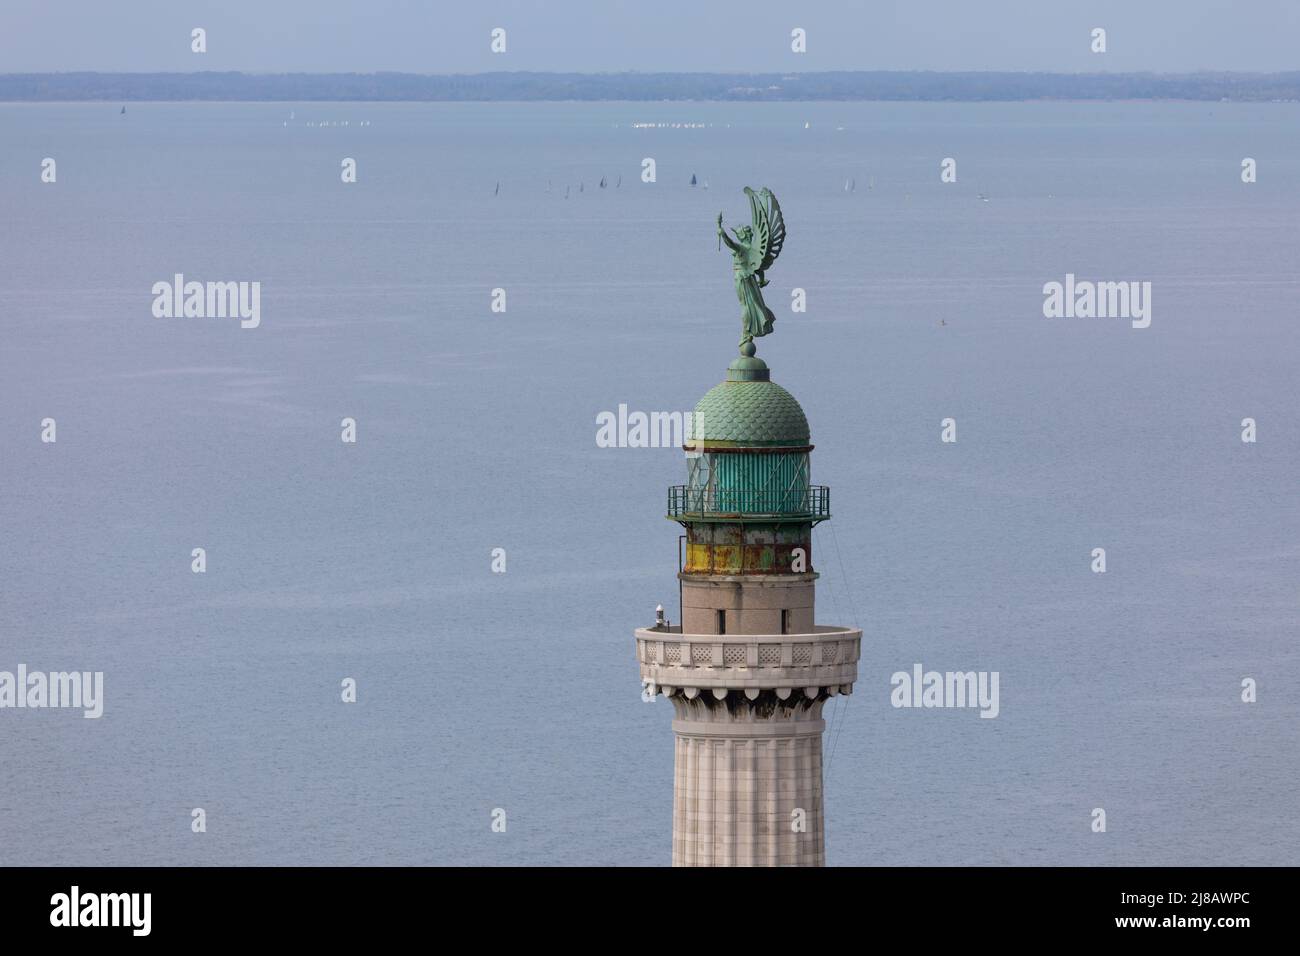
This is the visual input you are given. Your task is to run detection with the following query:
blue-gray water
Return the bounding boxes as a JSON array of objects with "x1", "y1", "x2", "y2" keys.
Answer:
[{"x1": 1, "y1": 101, "x2": 1297, "y2": 865}]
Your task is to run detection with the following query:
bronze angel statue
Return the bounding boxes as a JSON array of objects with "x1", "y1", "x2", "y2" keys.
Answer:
[{"x1": 718, "y1": 186, "x2": 786, "y2": 350}]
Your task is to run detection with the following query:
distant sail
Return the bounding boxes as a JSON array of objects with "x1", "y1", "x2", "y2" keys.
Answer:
[
  {"x1": 845, "y1": 177, "x2": 855, "y2": 192},
  {"x1": 690, "y1": 173, "x2": 697, "y2": 186},
  {"x1": 599, "y1": 176, "x2": 607, "y2": 188},
  {"x1": 616, "y1": 174, "x2": 621, "y2": 188},
  {"x1": 494, "y1": 182, "x2": 500, "y2": 196},
  {"x1": 120, "y1": 105, "x2": 126, "y2": 115}
]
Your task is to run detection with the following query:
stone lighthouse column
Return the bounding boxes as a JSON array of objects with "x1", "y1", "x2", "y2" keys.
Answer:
[{"x1": 636, "y1": 347, "x2": 860, "y2": 866}]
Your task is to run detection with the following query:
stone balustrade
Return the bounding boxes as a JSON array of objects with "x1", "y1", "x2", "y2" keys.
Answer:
[{"x1": 634, "y1": 624, "x2": 860, "y2": 697}]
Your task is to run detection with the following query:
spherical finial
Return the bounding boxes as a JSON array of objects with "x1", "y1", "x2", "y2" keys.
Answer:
[{"x1": 739, "y1": 339, "x2": 756, "y2": 358}]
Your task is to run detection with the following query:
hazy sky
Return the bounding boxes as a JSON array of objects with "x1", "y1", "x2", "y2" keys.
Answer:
[{"x1": 2, "y1": 0, "x2": 1297, "y2": 73}]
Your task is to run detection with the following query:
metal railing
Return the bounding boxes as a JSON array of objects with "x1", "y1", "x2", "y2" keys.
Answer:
[{"x1": 667, "y1": 485, "x2": 830, "y2": 519}]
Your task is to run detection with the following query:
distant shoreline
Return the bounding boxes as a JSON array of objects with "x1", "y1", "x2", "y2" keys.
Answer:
[
  {"x1": 3, "y1": 71, "x2": 1300, "y2": 102},
  {"x1": 4, "y1": 98, "x2": 1291, "y2": 107}
]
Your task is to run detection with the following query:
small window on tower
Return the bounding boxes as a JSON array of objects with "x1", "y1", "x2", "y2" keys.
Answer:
[
  {"x1": 781, "y1": 609, "x2": 790, "y2": 634},
  {"x1": 716, "y1": 609, "x2": 726, "y2": 635}
]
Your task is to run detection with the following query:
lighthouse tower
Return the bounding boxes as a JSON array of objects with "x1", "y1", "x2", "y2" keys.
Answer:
[{"x1": 635, "y1": 342, "x2": 861, "y2": 867}]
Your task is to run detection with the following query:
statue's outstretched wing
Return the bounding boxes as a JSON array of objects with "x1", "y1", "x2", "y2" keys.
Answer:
[{"x1": 744, "y1": 186, "x2": 786, "y2": 279}]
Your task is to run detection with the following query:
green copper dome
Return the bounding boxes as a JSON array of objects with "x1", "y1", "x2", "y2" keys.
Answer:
[{"x1": 690, "y1": 358, "x2": 810, "y2": 448}]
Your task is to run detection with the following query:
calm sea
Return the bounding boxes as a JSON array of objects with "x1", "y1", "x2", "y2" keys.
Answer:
[{"x1": 1, "y1": 100, "x2": 1297, "y2": 865}]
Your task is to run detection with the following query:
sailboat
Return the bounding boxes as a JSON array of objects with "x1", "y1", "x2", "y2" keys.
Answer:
[
  {"x1": 868, "y1": 175, "x2": 874, "y2": 190},
  {"x1": 689, "y1": 173, "x2": 697, "y2": 186},
  {"x1": 120, "y1": 105, "x2": 126, "y2": 115},
  {"x1": 616, "y1": 174, "x2": 621, "y2": 188},
  {"x1": 844, "y1": 176, "x2": 855, "y2": 192},
  {"x1": 599, "y1": 176, "x2": 607, "y2": 189},
  {"x1": 702, "y1": 179, "x2": 709, "y2": 190},
  {"x1": 494, "y1": 182, "x2": 500, "y2": 196}
]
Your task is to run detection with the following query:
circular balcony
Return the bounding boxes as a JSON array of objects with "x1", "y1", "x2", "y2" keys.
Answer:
[
  {"x1": 667, "y1": 485, "x2": 830, "y2": 524},
  {"x1": 634, "y1": 624, "x2": 860, "y2": 697}
]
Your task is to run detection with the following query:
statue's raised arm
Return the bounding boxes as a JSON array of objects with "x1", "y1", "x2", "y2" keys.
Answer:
[
  {"x1": 717, "y1": 212, "x2": 743, "y2": 254},
  {"x1": 718, "y1": 187, "x2": 787, "y2": 352}
]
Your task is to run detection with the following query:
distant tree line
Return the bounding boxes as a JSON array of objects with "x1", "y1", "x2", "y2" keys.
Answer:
[{"x1": 3, "y1": 71, "x2": 1300, "y2": 102}]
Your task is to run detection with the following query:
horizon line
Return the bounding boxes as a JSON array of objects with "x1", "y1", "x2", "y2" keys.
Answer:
[
  {"x1": 5, "y1": 69, "x2": 1298, "y2": 103},
  {"x1": 6, "y1": 68, "x2": 1300, "y2": 77}
]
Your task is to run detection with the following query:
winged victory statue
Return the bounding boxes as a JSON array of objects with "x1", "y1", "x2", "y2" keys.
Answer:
[{"x1": 717, "y1": 186, "x2": 786, "y2": 352}]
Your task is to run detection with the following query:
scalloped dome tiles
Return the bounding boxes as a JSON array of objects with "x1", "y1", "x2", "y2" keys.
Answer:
[{"x1": 690, "y1": 379, "x2": 810, "y2": 446}]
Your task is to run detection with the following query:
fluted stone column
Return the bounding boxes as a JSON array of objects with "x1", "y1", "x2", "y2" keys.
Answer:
[
  {"x1": 671, "y1": 692, "x2": 826, "y2": 866},
  {"x1": 636, "y1": 627, "x2": 859, "y2": 867}
]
